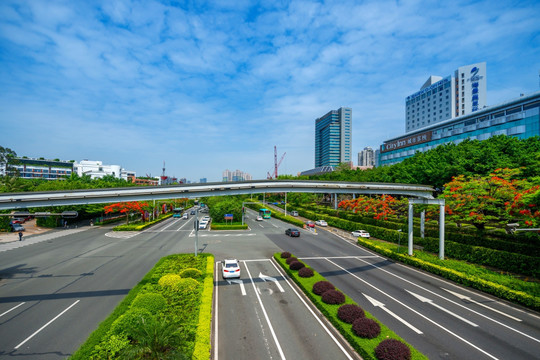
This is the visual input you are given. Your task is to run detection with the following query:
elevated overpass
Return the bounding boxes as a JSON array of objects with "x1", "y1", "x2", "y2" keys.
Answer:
[
  {"x1": 0, "y1": 180, "x2": 435, "y2": 210},
  {"x1": 0, "y1": 180, "x2": 445, "y2": 259}
]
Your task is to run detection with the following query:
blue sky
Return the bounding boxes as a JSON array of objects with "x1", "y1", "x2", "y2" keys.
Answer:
[{"x1": 1, "y1": 0, "x2": 539, "y2": 182}]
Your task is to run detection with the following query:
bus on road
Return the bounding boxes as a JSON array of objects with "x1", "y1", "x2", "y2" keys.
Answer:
[
  {"x1": 259, "y1": 208, "x2": 271, "y2": 219},
  {"x1": 173, "y1": 208, "x2": 184, "y2": 218}
]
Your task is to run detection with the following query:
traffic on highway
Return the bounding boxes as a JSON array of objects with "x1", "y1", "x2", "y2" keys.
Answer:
[{"x1": 0, "y1": 206, "x2": 538, "y2": 359}]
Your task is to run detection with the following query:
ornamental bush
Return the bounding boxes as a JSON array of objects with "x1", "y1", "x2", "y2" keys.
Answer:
[
  {"x1": 286, "y1": 256, "x2": 299, "y2": 265},
  {"x1": 312, "y1": 281, "x2": 335, "y2": 295},
  {"x1": 281, "y1": 251, "x2": 292, "y2": 258},
  {"x1": 158, "y1": 274, "x2": 182, "y2": 288},
  {"x1": 375, "y1": 339, "x2": 412, "y2": 360},
  {"x1": 131, "y1": 293, "x2": 167, "y2": 315},
  {"x1": 179, "y1": 268, "x2": 202, "y2": 279},
  {"x1": 175, "y1": 278, "x2": 200, "y2": 293},
  {"x1": 321, "y1": 289, "x2": 346, "y2": 304},
  {"x1": 337, "y1": 304, "x2": 365, "y2": 324},
  {"x1": 289, "y1": 261, "x2": 305, "y2": 271},
  {"x1": 110, "y1": 308, "x2": 155, "y2": 339},
  {"x1": 298, "y1": 267, "x2": 314, "y2": 278},
  {"x1": 352, "y1": 317, "x2": 381, "y2": 339}
]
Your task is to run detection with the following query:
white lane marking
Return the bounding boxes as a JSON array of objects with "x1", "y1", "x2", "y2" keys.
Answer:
[
  {"x1": 156, "y1": 218, "x2": 181, "y2": 231},
  {"x1": 406, "y1": 290, "x2": 478, "y2": 327},
  {"x1": 214, "y1": 262, "x2": 219, "y2": 360},
  {"x1": 227, "y1": 279, "x2": 246, "y2": 296},
  {"x1": 442, "y1": 288, "x2": 522, "y2": 322},
  {"x1": 269, "y1": 258, "x2": 354, "y2": 360},
  {"x1": 363, "y1": 293, "x2": 423, "y2": 334},
  {"x1": 259, "y1": 272, "x2": 285, "y2": 293},
  {"x1": 0, "y1": 302, "x2": 25, "y2": 318},
  {"x1": 105, "y1": 231, "x2": 139, "y2": 239},
  {"x1": 176, "y1": 218, "x2": 195, "y2": 231},
  {"x1": 15, "y1": 300, "x2": 80, "y2": 350},
  {"x1": 351, "y1": 256, "x2": 540, "y2": 344},
  {"x1": 325, "y1": 259, "x2": 499, "y2": 360},
  {"x1": 244, "y1": 262, "x2": 286, "y2": 360}
]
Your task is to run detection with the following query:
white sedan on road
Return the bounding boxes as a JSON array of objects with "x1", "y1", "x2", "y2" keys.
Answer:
[
  {"x1": 352, "y1": 230, "x2": 370, "y2": 238},
  {"x1": 222, "y1": 259, "x2": 241, "y2": 279},
  {"x1": 315, "y1": 220, "x2": 328, "y2": 227}
]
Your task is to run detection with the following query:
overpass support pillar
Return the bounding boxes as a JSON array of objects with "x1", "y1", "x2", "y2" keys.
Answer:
[
  {"x1": 334, "y1": 193, "x2": 338, "y2": 210},
  {"x1": 408, "y1": 202, "x2": 414, "y2": 255}
]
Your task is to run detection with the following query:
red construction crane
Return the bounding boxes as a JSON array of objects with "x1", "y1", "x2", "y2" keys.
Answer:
[{"x1": 267, "y1": 146, "x2": 286, "y2": 179}]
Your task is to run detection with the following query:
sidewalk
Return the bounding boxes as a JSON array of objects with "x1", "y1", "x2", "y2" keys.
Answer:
[{"x1": 0, "y1": 219, "x2": 54, "y2": 243}]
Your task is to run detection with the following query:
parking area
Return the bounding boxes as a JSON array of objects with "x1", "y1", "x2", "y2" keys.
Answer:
[{"x1": 0, "y1": 219, "x2": 51, "y2": 243}]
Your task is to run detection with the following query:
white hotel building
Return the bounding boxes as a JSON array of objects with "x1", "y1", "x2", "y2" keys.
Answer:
[{"x1": 406, "y1": 62, "x2": 487, "y2": 133}]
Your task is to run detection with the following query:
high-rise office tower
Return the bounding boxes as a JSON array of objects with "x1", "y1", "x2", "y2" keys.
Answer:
[{"x1": 315, "y1": 107, "x2": 352, "y2": 167}]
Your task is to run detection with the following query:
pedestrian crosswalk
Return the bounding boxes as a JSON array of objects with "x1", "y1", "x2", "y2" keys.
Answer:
[{"x1": 0, "y1": 228, "x2": 89, "y2": 252}]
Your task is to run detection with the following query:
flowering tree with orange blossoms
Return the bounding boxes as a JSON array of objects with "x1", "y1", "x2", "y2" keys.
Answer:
[
  {"x1": 440, "y1": 168, "x2": 539, "y2": 229},
  {"x1": 104, "y1": 201, "x2": 150, "y2": 224},
  {"x1": 338, "y1": 195, "x2": 406, "y2": 220}
]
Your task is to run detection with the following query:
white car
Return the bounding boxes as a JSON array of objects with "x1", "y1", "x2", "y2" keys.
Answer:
[
  {"x1": 202, "y1": 216, "x2": 211, "y2": 222},
  {"x1": 198, "y1": 220, "x2": 208, "y2": 229},
  {"x1": 256, "y1": 215, "x2": 263, "y2": 221},
  {"x1": 315, "y1": 220, "x2": 328, "y2": 227},
  {"x1": 222, "y1": 259, "x2": 241, "y2": 279},
  {"x1": 352, "y1": 230, "x2": 370, "y2": 238}
]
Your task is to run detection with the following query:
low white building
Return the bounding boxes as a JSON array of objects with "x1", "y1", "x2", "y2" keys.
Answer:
[{"x1": 73, "y1": 160, "x2": 135, "y2": 180}]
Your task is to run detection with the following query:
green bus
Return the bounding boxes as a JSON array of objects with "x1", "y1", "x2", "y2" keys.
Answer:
[
  {"x1": 259, "y1": 208, "x2": 271, "y2": 219},
  {"x1": 173, "y1": 208, "x2": 184, "y2": 218}
]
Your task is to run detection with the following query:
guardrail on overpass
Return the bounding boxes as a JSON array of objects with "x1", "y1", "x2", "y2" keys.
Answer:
[{"x1": 0, "y1": 180, "x2": 435, "y2": 210}]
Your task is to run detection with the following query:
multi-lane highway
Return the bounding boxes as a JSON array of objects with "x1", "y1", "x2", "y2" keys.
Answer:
[{"x1": 0, "y1": 208, "x2": 539, "y2": 359}]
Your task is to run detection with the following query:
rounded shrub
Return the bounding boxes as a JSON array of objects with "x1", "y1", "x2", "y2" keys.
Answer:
[
  {"x1": 289, "y1": 261, "x2": 305, "y2": 271},
  {"x1": 176, "y1": 277, "x2": 200, "y2": 293},
  {"x1": 312, "y1": 281, "x2": 335, "y2": 295},
  {"x1": 321, "y1": 289, "x2": 346, "y2": 305},
  {"x1": 158, "y1": 274, "x2": 182, "y2": 288},
  {"x1": 179, "y1": 268, "x2": 202, "y2": 279},
  {"x1": 110, "y1": 308, "x2": 155, "y2": 338},
  {"x1": 337, "y1": 304, "x2": 365, "y2": 324},
  {"x1": 281, "y1": 251, "x2": 291, "y2": 258},
  {"x1": 298, "y1": 267, "x2": 314, "y2": 278},
  {"x1": 375, "y1": 339, "x2": 412, "y2": 360},
  {"x1": 131, "y1": 293, "x2": 167, "y2": 314},
  {"x1": 352, "y1": 317, "x2": 381, "y2": 339},
  {"x1": 285, "y1": 256, "x2": 298, "y2": 265}
]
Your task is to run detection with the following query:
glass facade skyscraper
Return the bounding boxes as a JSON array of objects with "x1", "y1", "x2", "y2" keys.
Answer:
[{"x1": 315, "y1": 107, "x2": 352, "y2": 167}]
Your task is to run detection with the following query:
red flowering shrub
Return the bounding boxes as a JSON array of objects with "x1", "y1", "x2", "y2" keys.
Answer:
[
  {"x1": 312, "y1": 281, "x2": 335, "y2": 295},
  {"x1": 289, "y1": 261, "x2": 305, "y2": 271},
  {"x1": 337, "y1": 304, "x2": 365, "y2": 324},
  {"x1": 321, "y1": 290, "x2": 345, "y2": 305},
  {"x1": 375, "y1": 339, "x2": 411, "y2": 360},
  {"x1": 280, "y1": 251, "x2": 291, "y2": 258},
  {"x1": 286, "y1": 257, "x2": 298, "y2": 265},
  {"x1": 352, "y1": 317, "x2": 381, "y2": 339},
  {"x1": 298, "y1": 267, "x2": 314, "y2": 278}
]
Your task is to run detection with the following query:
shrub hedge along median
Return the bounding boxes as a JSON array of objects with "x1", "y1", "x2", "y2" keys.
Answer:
[
  {"x1": 71, "y1": 253, "x2": 214, "y2": 360},
  {"x1": 275, "y1": 251, "x2": 427, "y2": 360}
]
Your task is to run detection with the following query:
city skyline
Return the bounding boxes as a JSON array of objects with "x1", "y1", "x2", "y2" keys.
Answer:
[{"x1": 1, "y1": 1, "x2": 539, "y2": 181}]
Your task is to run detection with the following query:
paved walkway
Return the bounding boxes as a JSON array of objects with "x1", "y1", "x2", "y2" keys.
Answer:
[{"x1": 0, "y1": 227, "x2": 90, "y2": 252}]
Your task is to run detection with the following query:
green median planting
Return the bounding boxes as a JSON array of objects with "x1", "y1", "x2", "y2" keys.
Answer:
[
  {"x1": 70, "y1": 253, "x2": 214, "y2": 360},
  {"x1": 274, "y1": 251, "x2": 427, "y2": 360}
]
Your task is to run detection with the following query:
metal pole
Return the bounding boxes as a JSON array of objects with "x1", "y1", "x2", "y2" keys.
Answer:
[
  {"x1": 284, "y1": 193, "x2": 287, "y2": 215},
  {"x1": 439, "y1": 203, "x2": 445, "y2": 260},
  {"x1": 408, "y1": 201, "x2": 414, "y2": 256},
  {"x1": 242, "y1": 202, "x2": 244, "y2": 226},
  {"x1": 195, "y1": 207, "x2": 199, "y2": 256},
  {"x1": 420, "y1": 210, "x2": 425, "y2": 239}
]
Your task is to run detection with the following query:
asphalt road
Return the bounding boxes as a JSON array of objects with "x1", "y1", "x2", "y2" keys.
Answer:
[{"x1": 1, "y1": 209, "x2": 539, "y2": 360}]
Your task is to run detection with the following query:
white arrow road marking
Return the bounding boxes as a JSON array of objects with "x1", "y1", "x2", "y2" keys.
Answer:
[
  {"x1": 259, "y1": 272, "x2": 285, "y2": 292},
  {"x1": 441, "y1": 288, "x2": 522, "y2": 322},
  {"x1": 363, "y1": 293, "x2": 423, "y2": 334},
  {"x1": 407, "y1": 290, "x2": 478, "y2": 327},
  {"x1": 227, "y1": 279, "x2": 246, "y2": 296}
]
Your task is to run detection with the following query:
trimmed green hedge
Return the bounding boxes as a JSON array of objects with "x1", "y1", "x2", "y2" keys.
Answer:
[
  {"x1": 113, "y1": 213, "x2": 172, "y2": 231},
  {"x1": 70, "y1": 253, "x2": 214, "y2": 360},
  {"x1": 274, "y1": 253, "x2": 427, "y2": 360},
  {"x1": 210, "y1": 223, "x2": 248, "y2": 230}
]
